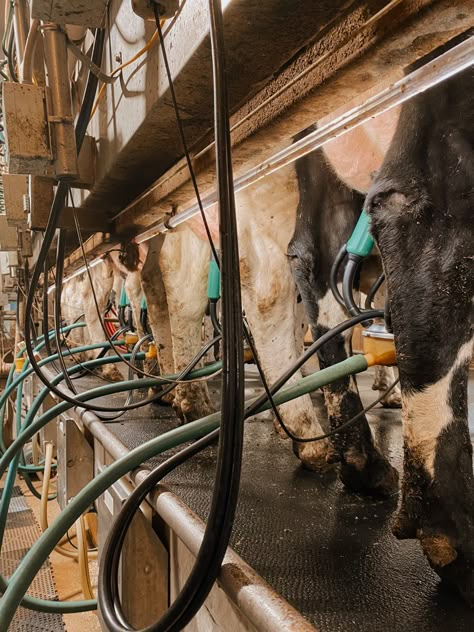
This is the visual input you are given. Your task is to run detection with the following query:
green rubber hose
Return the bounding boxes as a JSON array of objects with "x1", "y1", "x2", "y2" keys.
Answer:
[
  {"x1": 0, "y1": 323, "x2": 86, "y2": 453},
  {"x1": 0, "y1": 354, "x2": 367, "y2": 623}
]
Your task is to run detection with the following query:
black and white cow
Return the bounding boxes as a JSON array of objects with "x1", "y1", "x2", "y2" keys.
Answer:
[
  {"x1": 291, "y1": 66, "x2": 474, "y2": 602},
  {"x1": 368, "y1": 67, "x2": 474, "y2": 604}
]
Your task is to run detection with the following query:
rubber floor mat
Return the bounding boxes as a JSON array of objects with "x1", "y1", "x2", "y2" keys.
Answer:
[{"x1": 0, "y1": 485, "x2": 65, "y2": 632}]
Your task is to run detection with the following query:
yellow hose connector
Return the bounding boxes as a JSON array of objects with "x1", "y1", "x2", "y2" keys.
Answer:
[
  {"x1": 362, "y1": 324, "x2": 397, "y2": 367},
  {"x1": 146, "y1": 343, "x2": 157, "y2": 359},
  {"x1": 14, "y1": 358, "x2": 25, "y2": 373},
  {"x1": 125, "y1": 332, "x2": 139, "y2": 346}
]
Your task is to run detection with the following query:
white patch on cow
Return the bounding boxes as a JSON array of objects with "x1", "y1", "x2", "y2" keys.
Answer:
[
  {"x1": 235, "y1": 166, "x2": 328, "y2": 467},
  {"x1": 156, "y1": 225, "x2": 215, "y2": 419},
  {"x1": 141, "y1": 235, "x2": 174, "y2": 377},
  {"x1": 373, "y1": 365, "x2": 401, "y2": 407},
  {"x1": 60, "y1": 256, "x2": 125, "y2": 380},
  {"x1": 403, "y1": 336, "x2": 474, "y2": 476},
  {"x1": 318, "y1": 287, "x2": 349, "y2": 330}
]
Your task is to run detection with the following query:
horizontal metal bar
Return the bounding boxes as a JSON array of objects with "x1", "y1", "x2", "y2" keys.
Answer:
[
  {"x1": 134, "y1": 35, "x2": 474, "y2": 244},
  {"x1": 148, "y1": 485, "x2": 318, "y2": 632}
]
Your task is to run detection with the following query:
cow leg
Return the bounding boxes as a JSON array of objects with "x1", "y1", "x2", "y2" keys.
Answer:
[
  {"x1": 308, "y1": 285, "x2": 398, "y2": 496},
  {"x1": 125, "y1": 271, "x2": 144, "y2": 336},
  {"x1": 240, "y1": 231, "x2": 329, "y2": 471},
  {"x1": 141, "y1": 236, "x2": 175, "y2": 403},
  {"x1": 82, "y1": 263, "x2": 124, "y2": 382},
  {"x1": 158, "y1": 228, "x2": 215, "y2": 422},
  {"x1": 372, "y1": 365, "x2": 402, "y2": 408},
  {"x1": 369, "y1": 199, "x2": 474, "y2": 604}
]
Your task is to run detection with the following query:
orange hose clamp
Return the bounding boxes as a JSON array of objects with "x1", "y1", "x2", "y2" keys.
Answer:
[{"x1": 14, "y1": 357, "x2": 25, "y2": 373}]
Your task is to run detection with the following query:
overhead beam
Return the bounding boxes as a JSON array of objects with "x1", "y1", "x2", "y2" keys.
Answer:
[
  {"x1": 64, "y1": 0, "x2": 472, "y2": 272},
  {"x1": 80, "y1": 0, "x2": 387, "y2": 218},
  {"x1": 112, "y1": 0, "x2": 471, "y2": 237}
]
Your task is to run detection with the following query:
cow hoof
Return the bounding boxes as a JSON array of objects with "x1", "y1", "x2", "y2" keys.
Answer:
[
  {"x1": 416, "y1": 532, "x2": 474, "y2": 607},
  {"x1": 173, "y1": 398, "x2": 215, "y2": 424},
  {"x1": 339, "y1": 446, "x2": 399, "y2": 497},
  {"x1": 392, "y1": 508, "x2": 418, "y2": 539},
  {"x1": 99, "y1": 366, "x2": 124, "y2": 382},
  {"x1": 293, "y1": 440, "x2": 332, "y2": 471},
  {"x1": 145, "y1": 386, "x2": 175, "y2": 406},
  {"x1": 273, "y1": 418, "x2": 290, "y2": 439},
  {"x1": 431, "y1": 556, "x2": 474, "y2": 607},
  {"x1": 380, "y1": 390, "x2": 402, "y2": 409}
]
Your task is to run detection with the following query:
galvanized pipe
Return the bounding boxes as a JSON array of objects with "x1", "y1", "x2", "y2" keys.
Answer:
[
  {"x1": 41, "y1": 23, "x2": 78, "y2": 180},
  {"x1": 135, "y1": 35, "x2": 474, "y2": 244}
]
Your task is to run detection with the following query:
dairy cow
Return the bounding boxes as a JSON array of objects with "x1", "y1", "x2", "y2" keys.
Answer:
[
  {"x1": 288, "y1": 109, "x2": 403, "y2": 495},
  {"x1": 141, "y1": 171, "x2": 336, "y2": 471},
  {"x1": 139, "y1": 157, "x2": 401, "y2": 478},
  {"x1": 60, "y1": 249, "x2": 145, "y2": 381},
  {"x1": 367, "y1": 68, "x2": 474, "y2": 604},
  {"x1": 292, "y1": 66, "x2": 474, "y2": 601}
]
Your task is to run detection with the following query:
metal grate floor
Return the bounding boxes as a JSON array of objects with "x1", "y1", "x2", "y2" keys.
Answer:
[{"x1": 0, "y1": 486, "x2": 65, "y2": 632}]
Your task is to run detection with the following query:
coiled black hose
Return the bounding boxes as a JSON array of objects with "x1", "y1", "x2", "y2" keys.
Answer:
[{"x1": 99, "y1": 2, "x2": 245, "y2": 629}]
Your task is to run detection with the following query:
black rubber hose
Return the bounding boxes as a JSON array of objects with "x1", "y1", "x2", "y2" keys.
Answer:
[
  {"x1": 100, "y1": 2, "x2": 245, "y2": 629},
  {"x1": 140, "y1": 308, "x2": 151, "y2": 336},
  {"x1": 329, "y1": 244, "x2": 347, "y2": 308},
  {"x1": 21, "y1": 30, "x2": 179, "y2": 413},
  {"x1": 42, "y1": 258, "x2": 55, "y2": 359},
  {"x1": 99, "y1": 309, "x2": 391, "y2": 627},
  {"x1": 364, "y1": 271, "x2": 385, "y2": 309},
  {"x1": 117, "y1": 305, "x2": 126, "y2": 329},
  {"x1": 342, "y1": 255, "x2": 362, "y2": 317},
  {"x1": 53, "y1": 229, "x2": 76, "y2": 391},
  {"x1": 23, "y1": 28, "x2": 107, "y2": 410},
  {"x1": 209, "y1": 299, "x2": 221, "y2": 334}
]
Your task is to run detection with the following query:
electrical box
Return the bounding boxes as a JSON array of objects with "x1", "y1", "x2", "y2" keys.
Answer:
[
  {"x1": 0, "y1": 217, "x2": 19, "y2": 251},
  {"x1": 132, "y1": 0, "x2": 179, "y2": 20},
  {"x1": 2, "y1": 83, "x2": 51, "y2": 175},
  {"x1": 31, "y1": 0, "x2": 108, "y2": 27},
  {"x1": 18, "y1": 229, "x2": 33, "y2": 258},
  {"x1": 2, "y1": 174, "x2": 28, "y2": 226},
  {"x1": 0, "y1": 253, "x2": 9, "y2": 274},
  {"x1": 29, "y1": 176, "x2": 55, "y2": 230}
]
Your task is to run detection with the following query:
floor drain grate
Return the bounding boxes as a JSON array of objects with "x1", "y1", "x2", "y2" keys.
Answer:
[{"x1": 0, "y1": 485, "x2": 65, "y2": 632}]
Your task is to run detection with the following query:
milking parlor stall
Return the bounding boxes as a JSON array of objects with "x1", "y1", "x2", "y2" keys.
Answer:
[{"x1": 0, "y1": 0, "x2": 473, "y2": 630}]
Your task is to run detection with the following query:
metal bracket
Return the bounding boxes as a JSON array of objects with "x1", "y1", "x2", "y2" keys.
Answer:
[{"x1": 66, "y1": 39, "x2": 117, "y2": 84}]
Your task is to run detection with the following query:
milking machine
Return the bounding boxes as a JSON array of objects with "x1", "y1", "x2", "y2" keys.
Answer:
[
  {"x1": 330, "y1": 207, "x2": 397, "y2": 360},
  {"x1": 0, "y1": 1, "x2": 404, "y2": 629}
]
